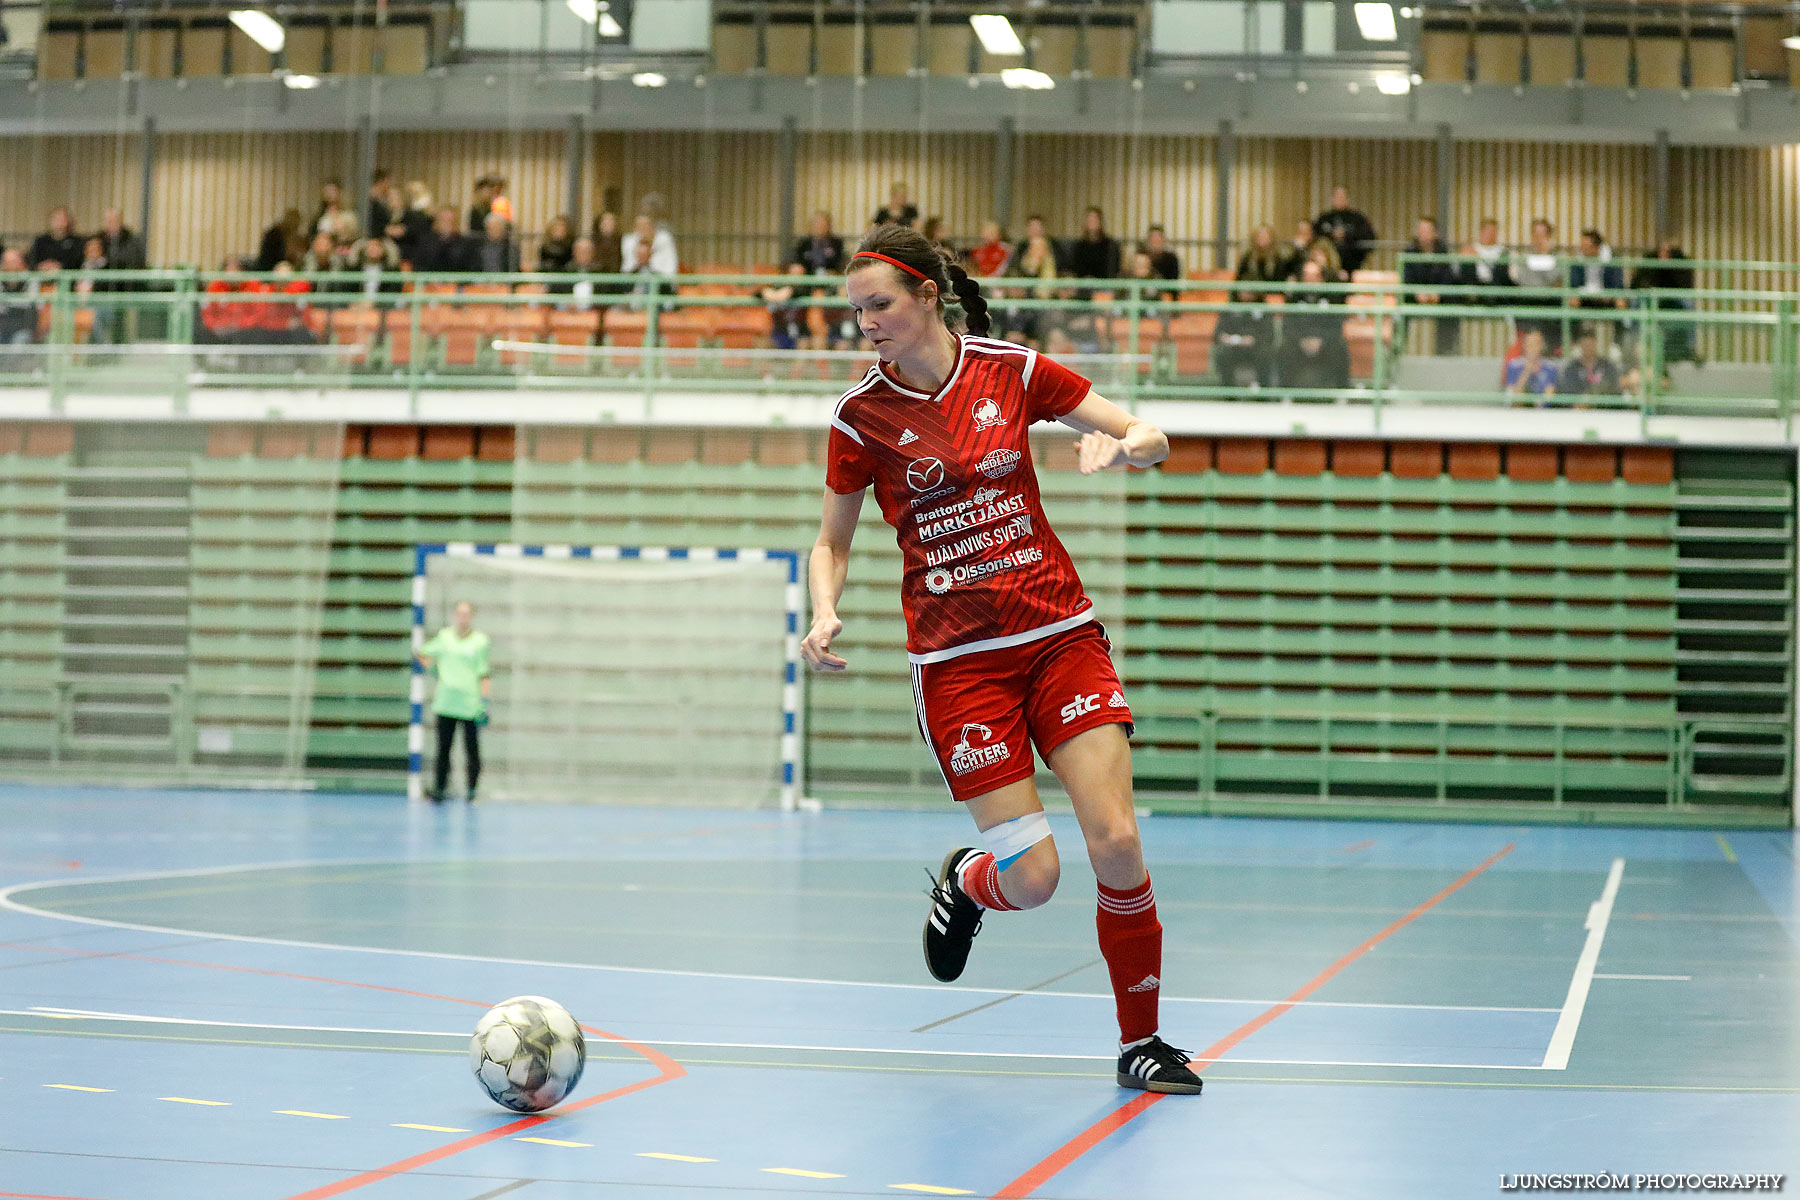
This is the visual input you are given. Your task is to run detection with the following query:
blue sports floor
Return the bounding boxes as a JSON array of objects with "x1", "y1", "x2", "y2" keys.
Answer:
[{"x1": 0, "y1": 786, "x2": 1795, "y2": 1199}]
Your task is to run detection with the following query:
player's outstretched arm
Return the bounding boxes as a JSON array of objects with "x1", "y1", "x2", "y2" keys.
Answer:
[
  {"x1": 1059, "y1": 390, "x2": 1170, "y2": 474},
  {"x1": 802, "y1": 487, "x2": 864, "y2": 673}
]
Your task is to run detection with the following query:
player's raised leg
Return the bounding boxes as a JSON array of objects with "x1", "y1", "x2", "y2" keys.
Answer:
[
  {"x1": 924, "y1": 776, "x2": 1061, "y2": 982},
  {"x1": 1049, "y1": 723, "x2": 1203, "y2": 1095}
]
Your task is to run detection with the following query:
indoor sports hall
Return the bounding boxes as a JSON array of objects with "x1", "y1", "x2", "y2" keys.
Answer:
[{"x1": 0, "y1": 2, "x2": 1796, "y2": 1198}]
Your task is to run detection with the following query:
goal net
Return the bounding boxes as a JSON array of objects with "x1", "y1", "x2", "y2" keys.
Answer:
[{"x1": 411, "y1": 544, "x2": 801, "y2": 808}]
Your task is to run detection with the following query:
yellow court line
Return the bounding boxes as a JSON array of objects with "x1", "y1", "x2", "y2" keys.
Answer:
[
  {"x1": 44, "y1": 1084, "x2": 112, "y2": 1092},
  {"x1": 891, "y1": 1186, "x2": 974, "y2": 1196},
  {"x1": 160, "y1": 1096, "x2": 230, "y2": 1106},
  {"x1": 1716, "y1": 834, "x2": 1739, "y2": 863},
  {"x1": 393, "y1": 1122, "x2": 468, "y2": 1132},
  {"x1": 638, "y1": 1152, "x2": 717, "y2": 1163},
  {"x1": 275, "y1": 1110, "x2": 350, "y2": 1120},
  {"x1": 763, "y1": 1167, "x2": 847, "y2": 1179},
  {"x1": 516, "y1": 1136, "x2": 591, "y2": 1148}
]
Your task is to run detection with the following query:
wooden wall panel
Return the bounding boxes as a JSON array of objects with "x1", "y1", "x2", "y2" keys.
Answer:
[
  {"x1": 0, "y1": 134, "x2": 146, "y2": 251},
  {"x1": 1014, "y1": 133, "x2": 1211, "y2": 254},
  {"x1": 790, "y1": 131, "x2": 994, "y2": 242},
  {"x1": 148, "y1": 131, "x2": 349, "y2": 268}
]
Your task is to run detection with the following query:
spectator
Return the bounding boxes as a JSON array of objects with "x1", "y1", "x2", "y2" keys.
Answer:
[
  {"x1": 73, "y1": 236, "x2": 112, "y2": 343},
  {"x1": 247, "y1": 260, "x2": 314, "y2": 347},
  {"x1": 1569, "y1": 227, "x2": 1625, "y2": 313},
  {"x1": 762, "y1": 262, "x2": 809, "y2": 350},
  {"x1": 1462, "y1": 217, "x2": 1512, "y2": 297},
  {"x1": 489, "y1": 177, "x2": 515, "y2": 227},
  {"x1": 1512, "y1": 218, "x2": 1565, "y2": 352},
  {"x1": 312, "y1": 179, "x2": 359, "y2": 245},
  {"x1": 1289, "y1": 218, "x2": 1318, "y2": 266},
  {"x1": 589, "y1": 212, "x2": 624, "y2": 278},
  {"x1": 1314, "y1": 185, "x2": 1377, "y2": 275},
  {"x1": 1306, "y1": 240, "x2": 1347, "y2": 286},
  {"x1": 1278, "y1": 259, "x2": 1351, "y2": 392},
  {"x1": 538, "y1": 215, "x2": 576, "y2": 273},
  {"x1": 396, "y1": 182, "x2": 435, "y2": 265},
  {"x1": 1632, "y1": 238, "x2": 1699, "y2": 373},
  {"x1": 1212, "y1": 301, "x2": 1274, "y2": 389},
  {"x1": 1558, "y1": 327, "x2": 1621, "y2": 398},
  {"x1": 1503, "y1": 328, "x2": 1558, "y2": 399},
  {"x1": 967, "y1": 221, "x2": 1011, "y2": 278},
  {"x1": 97, "y1": 208, "x2": 146, "y2": 275},
  {"x1": 793, "y1": 210, "x2": 845, "y2": 274},
  {"x1": 921, "y1": 215, "x2": 949, "y2": 252},
  {"x1": 351, "y1": 235, "x2": 403, "y2": 302},
  {"x1": 474, "y1": 212, "x2": 522, "y2": 275},
  {"x1": 467, "y1": 175, "x2": 499, "y2": 234},
  {"x1": 1143, "y1": 225, "x2": 1180, "y2": 294},
  {"x1": 1, "y1": 247, "x2": 37, "y2": 349},
  {"x1": 28, "y1": 207, "x2": 84, "y2": 271},
  {"x1": 1067, "y1": 206, "x2": 1121, "y2": 281},
  {"x1": 1402, "y1": 215, "x2": 1461, "y2": 355},
  {"x1": 1235, "y1": 224, "x2": 1291, "y2": 286},
  {"x1": 1013, "y1": 214, "x2": 1063, "y2": 274},
  {"x1": 414, "y1": 208, "x2": 471, "y2": 274},
  {"x1": 256, "y1": 208, "x2": 305, "y2": 271},
  {"x1": 1001, "y1": 231, "x2": 1059, "y2": 348},
  {"x1": 871, "y1": 181, "x2": 919, "y2": 228},
  {"x1": 620, "y1": 212, "x2": 678, "y2": 278},
  {"x1": 202, "y1": 253, "x2": 254, "y2": 342},
  {"x1": 366, "y1": 169, "x2": 397, "y2": 243},
  {"x1": 300, "y1": 231, "x2": 347, "y2": 287},
  {"x1": 554, "y1": 235, "x2": 602, "y2": 309}
]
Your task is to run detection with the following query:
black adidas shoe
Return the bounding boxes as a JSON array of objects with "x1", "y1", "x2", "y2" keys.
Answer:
[
  {"x1": 923, "y1": 847, "x2": 985, "y2": 982},
  {"x1": 1117, "y1": 1036, "x2": 1204, "y2": 1095}
]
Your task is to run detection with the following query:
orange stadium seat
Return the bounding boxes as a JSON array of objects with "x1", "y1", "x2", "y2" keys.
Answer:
[
  {"x1": 1167, "y1": 313, "x2": 1216, "y2": 378},
  {"x1": 547, "y1": 309, "x2": 601, "y2": 368},
  {"x1": 329, "y1": 307, "x2": 381, "y2": 365},
  {"x1": 603, "y1": 309, "x2": 649, "y2": 372},
  {"x1": 656, "y1": 309, "x2": 710, "y2": 371},
  {"x1": 1108, "y1": 317, "x2": 1163, "y2": 376},
  {"x1": 382, "y1": 309, "x2": 415, "y2": 367},
  {"x1": 715, "y1": 307, "x2": 773, "y2": 371},
  {"x1": 496, "y1": 308, "x2": 548, "y2": 367}
]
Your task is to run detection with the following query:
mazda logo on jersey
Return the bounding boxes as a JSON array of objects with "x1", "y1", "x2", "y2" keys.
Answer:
[{"x1": 906, "y1": 457, "x2": 946, "y2": 491}]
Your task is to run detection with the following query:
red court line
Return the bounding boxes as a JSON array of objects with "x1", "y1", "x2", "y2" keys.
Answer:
[
  {"x1": 991, "y1": 841, "x2": 1517, "y2": 1200},
  {"x1": 0, "y1": 940, "x2": 686, "y2": 1199}
]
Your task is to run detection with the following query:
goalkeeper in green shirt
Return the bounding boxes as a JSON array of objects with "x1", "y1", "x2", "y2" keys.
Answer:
[{"x1": 417, "y1": 601, "x2": 491, "y2": 802}]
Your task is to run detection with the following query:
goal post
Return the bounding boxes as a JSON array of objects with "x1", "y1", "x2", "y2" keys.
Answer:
[{"x1": 410, "y1": 543, "x2": 803, "y2": 809}]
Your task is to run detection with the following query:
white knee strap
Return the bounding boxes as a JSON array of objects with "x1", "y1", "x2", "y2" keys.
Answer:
[{"x1": 984, "y1": 811, "x2": 1052, "y2": 871}]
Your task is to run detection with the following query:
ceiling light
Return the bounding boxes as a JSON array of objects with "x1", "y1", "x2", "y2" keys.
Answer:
[
  {"x1": 632, "y1": 72, "x2": 667, "y2": 88},
  {"x1": 598, "y1": 12, "x2": 623, "y2": 36},
  {"x1": 229, "y1": 9, "x2": 286, "y2": 54},
  {"x1": 1375, "y1": 72, "x2": 1411, "y2": 95},
  {"x1": 282, "y1": 72, "x2": 320, "y2": 89},
  {"x1": 970, "y1": 14, "x2": 1025, "y2": 56},
  {"x1": 1354, "y1": 2, "x2": 1398, "y2": 41},
  {"x1": 1784, "y1": 34, "x2": 1800, "y2": 49},
  {"x1": 1001, "y1": 67, "x2": 1054, "y2": 90}
]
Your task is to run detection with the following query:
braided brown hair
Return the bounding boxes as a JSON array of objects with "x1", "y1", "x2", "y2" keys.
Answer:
[{"x1": 844, "y1": 223, "x2": 991, "y2": 337}]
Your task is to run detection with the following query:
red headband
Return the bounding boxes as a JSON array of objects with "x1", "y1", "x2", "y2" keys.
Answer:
[{"x1": 851, "y1": 250, "x2": 931, "y2": 282}]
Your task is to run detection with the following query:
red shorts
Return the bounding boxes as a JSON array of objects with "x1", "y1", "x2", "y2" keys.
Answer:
[{"x1": 910, "y1": 621, "x2": 1134, "y2": 803}]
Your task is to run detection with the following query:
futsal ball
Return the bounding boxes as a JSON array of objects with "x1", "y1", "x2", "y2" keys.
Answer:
[{"x1": 470, "y1": 995, "x2": 587, "y2": 1112}]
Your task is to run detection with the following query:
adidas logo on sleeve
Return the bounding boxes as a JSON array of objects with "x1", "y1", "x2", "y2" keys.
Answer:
[{"x1": 898, "y1": 428, "x2": 919, "y2": 445}]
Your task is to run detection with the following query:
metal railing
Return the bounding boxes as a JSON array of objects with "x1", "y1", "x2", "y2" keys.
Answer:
[{"x1": 1, "y1": 266, "x2": 1794, "y2": 430}]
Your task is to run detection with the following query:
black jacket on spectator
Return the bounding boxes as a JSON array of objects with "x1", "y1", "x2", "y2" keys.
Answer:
[
  {"x1": 1313, "y1": 205, "x2": 1377, "y2": 274},
  {"x1": 475, "y1": 238, "x2": 522, "y2": 275},
  {"x1": 0, "y1": 278, "x2": 36, "y2": 342},
  {"x1": 27, "y1": 233, "x2": 84, "y2": 272},
  {"x1": 367, "y1": 196, "x2": 395, "y2": 242},
  {"x1": 793, "y1": 235, "x2": 845, "y2": 274},
  {"x1": 396, "y1": 209, "x2": 433, "y2": 267},
  {"x1": 538, "y1": 239, "x2": 574, "y2": 273},
  {"x1": 414, "y1": 231, "x2": 473, "y2": 274},
  {"x1": 1401, "y1": 236, "x2": 1459, "y2": 293},
  {"x1": 1558, "y1": 356, "x2": 1622, "y2": 397},
  {"x1": 1632, "y1": 253, "x2": 1695, "y2": 294},
  {"x1": 1235, "y1": 247, "x2": 1294, "y2": 286},
  {"x1": 1149, "y1": 249, "x2": 1181, "y2": 285},
  {"x1": 1067, "y1": 235, "x2": 1122, "y2": 280},
  {"x1": 871, "y1": 203, "x2": 919, "y2": 228},
  {"x1": 255, "y1": 223, "x2": 293, "y2": 272}
]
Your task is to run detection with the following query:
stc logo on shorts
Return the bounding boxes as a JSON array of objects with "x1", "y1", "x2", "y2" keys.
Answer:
[
  {"x1": 949, "y1": 722, "x2": 1011, "y2": 776},
  {"x1": 971, "y1": 397, "x2": 1007, "y2": 431},
  {"x1": 978, "y1": 448, "x2": 1021, "y2": 479},
  {"x1": 1060, "y1": 693, "x2": 1101, "y2": 724},
  {"x1": 906, "y1": 457, "x2": 946, "y2": 492}
]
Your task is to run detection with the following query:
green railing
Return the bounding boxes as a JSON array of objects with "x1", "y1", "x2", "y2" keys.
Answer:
[{"x1": 1, "y1": 267, "x2": 1793, "y2": 430}]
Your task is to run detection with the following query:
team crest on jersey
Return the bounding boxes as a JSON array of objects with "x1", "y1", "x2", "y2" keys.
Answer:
[
  {"x1": 906, "y1": 457, "x2": 946, "y2": 492},
  {"x1": 971, "y1": 397, "x2": 1006, "y2": 431},
  {"x1": 949, "y1": 722, "x2": 1010, "y2": 775},
  {"x1": 978, "y1": 448, "x2": 1022, "y2": 479}
]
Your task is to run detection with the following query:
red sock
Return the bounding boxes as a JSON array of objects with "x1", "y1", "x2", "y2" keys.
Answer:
[
  {"x1": 1097, "y1": 875, "x2": 1162, "y2": 1044},
  {"x1": 956, "y1": 851, "x2": 1021, "y2": 912}
]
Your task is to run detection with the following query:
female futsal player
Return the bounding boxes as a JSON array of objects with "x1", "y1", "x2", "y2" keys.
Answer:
[{"x1": 799, "y1": 225, "x2": 1202, "y2": 1095}]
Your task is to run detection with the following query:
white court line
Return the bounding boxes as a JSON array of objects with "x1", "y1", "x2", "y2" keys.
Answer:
[
  {"x1": 1592, "y1": 973, "x2": 1691, "y2": 981},
  {"x1": 1542, "y1": 857, "x2": 1625, "y2": 1070},
  {"x1": 0, "y1": 863, "x2": 1554, "y2": 1011},
  {"x1": 3, "y1": 1008, "x2": 1546, "y2": 1070}
]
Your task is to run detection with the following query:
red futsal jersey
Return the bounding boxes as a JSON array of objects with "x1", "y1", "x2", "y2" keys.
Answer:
[{"x1": 826, "y1": 335, "x2": 1096, "y2": 663}]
